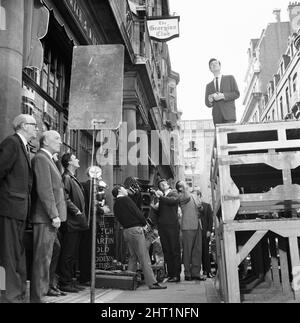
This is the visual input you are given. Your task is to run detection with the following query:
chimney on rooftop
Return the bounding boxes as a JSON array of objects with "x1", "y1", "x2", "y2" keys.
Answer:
[{"x1": 273, "y1": 9, "x2": 281, "y2": 22}]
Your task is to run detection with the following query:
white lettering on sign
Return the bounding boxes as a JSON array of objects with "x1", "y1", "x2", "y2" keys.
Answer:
[
  {"x1": 0, "y1": 0, "x2": 7, "y2": 31},
  {"x1": 291, "y1": 6, "x2": 300, "y2": 32},
  {"x1": 0, "y1": 266, "x2": 5, "y2": 291},
  {"x1": 147, "y1": 18, "x2": 180, "y2": 42}
]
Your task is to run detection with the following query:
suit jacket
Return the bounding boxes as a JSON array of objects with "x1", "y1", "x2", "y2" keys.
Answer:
[
  {"x1": 199, "y1": 202, "x2": 213, "y2": 234},
  {"x1": 31, "y1": 150, "x2": 67, "y2": 224},
  {"x1": 179, "y1": 191, "x2": 201, "y2": 231},
  {"x1": 205, "y1": 75, "x2": 240, "y2": 123},
  {"x1": 157, "y1": 189, "x2": 179, "y2": 227},
  {"x1": 0, "y1": 134, "x2": 33, "y2": 221},
  {"x1": 62, "y1": 170, "x2": 88, "y2": 232}
]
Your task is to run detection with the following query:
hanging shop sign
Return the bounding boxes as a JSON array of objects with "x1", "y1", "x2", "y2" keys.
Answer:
[{"x1": 147, "y1": 16, "x2": 180, "y2": 42}]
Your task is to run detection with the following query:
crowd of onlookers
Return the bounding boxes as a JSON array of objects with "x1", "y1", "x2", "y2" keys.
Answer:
[
  {"x1": 0, "y1": 114, "x2": 214, "y2": 303},
  {"x1": 0, "y1": 114, "x2": 106, "y2": 303}
]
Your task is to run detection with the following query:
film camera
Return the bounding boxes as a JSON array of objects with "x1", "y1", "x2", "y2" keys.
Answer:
[
  {"x1": 123, "y1": 177, "x2": 159, "y2": 238},
  {"x1": 123, "y1": 177, "x2": 158, "y2": 216}
]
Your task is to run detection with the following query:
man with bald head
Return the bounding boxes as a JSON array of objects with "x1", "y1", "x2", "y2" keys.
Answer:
[
  {"x1": 30, "y1": 131, "x2": 67, "y2": 303},
  {"x1": 0, "y1": 114, "x2": 38, "y2": 303}
]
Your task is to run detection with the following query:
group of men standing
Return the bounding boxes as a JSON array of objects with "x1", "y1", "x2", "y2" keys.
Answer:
[
  {"x1": 0, "y1": 57, "x2": 239, "y2": 301},
  {"x1": 112, "y1": 179, "x2": 214, "y2": 287},
  {"x1": 0, "y1": 114, "x2": 90, "y2": 303}
]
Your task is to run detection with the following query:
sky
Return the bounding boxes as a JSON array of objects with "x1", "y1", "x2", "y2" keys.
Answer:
[{"x1": 168, "y1": 0, "x2": 292, "y2": 121}]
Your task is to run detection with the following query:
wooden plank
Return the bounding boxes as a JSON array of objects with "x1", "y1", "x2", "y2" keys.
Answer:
[
  {"x1": 221, "y1": 140, "x2": 300, "y2": 155},
  {"x1": 216, "y1": 120, "x2": 300, "y2": 133},
  {"x1": 219, "y1": 164, "x2": 240, "y2": 222},
  {"x1": 269, "y1": 234, "x2": 281, "y2": 288},
  {"x1": 220, "y1": 151, "x2": 300, "y2": 170},
  {"x1": 236, "y1": 231, "x2": 268, "y2": 266},
  {"x1": 278, "y1": 237, "x2": 291, "y2": 295},
  {"x1": 288, "y1": 236, "x2": 300, "y2": 301},
  {"x1": 225, "y1": 219, "x2": 300, "y2": 233},
  {"x1": 239, "y1": 185, "x2": 300, "y2": 203},
  {"x1": 219, "y1": 236, "x2": 228, "y2": 302},
  {"x1": 223, "y1": 229, "x2": 240, "y2": 303}
]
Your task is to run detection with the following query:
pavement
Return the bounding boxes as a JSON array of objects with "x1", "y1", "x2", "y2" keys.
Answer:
[{"x1": 45, "y1": 275, "x2": 221, "y2": 304}]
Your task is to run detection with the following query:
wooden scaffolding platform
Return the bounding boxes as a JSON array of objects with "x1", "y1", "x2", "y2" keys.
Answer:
[{"x1": 210, "y1": 121, "x2": 300, "y2": 303}]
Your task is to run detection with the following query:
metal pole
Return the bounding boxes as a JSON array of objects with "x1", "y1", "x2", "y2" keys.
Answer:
[{"x1": 90, "y1": 126, "x2": 96, "y2": 304}]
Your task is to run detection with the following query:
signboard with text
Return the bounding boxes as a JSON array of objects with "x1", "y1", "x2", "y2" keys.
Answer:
[
  {"x1": 96, "y1": 216, "x2": 115, "y2": 270},
  {"x1": 147, "y1": 16, "x2": 180, "y2": 42}
]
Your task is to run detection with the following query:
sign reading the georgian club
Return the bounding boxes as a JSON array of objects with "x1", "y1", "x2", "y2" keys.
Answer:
[{"x1": 147, "y1": 16, "x2": 180, "y2": 42}]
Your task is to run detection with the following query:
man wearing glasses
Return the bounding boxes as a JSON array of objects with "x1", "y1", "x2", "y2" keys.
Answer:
[{"x1": 0, "y1": 114, "x2": 38, "y2": 303}]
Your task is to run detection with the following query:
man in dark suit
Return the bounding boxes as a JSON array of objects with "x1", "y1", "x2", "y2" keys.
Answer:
[
  {"x1": 205, "y1": 58, "x2": 240, "y2": 126},
  {"x1": 0, "y1": 114, "x2": 38, "y2": 303},
  {"x1": 30, "y1": 131, "x2": 67, "y2": 303},
  {"x1": 58, "y1": 153, "x2": 88, "y2": 293},
  {"x1": 194, "y1": 190, "x2": 214, "y2": 278},
  {"x1": 152, "y1": 179, "x2": 181, "y2": 283}
]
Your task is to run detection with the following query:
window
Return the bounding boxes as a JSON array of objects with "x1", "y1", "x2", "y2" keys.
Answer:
[
  {"x1": 22, "y1": 30, "x2": 74, "y2": 153},
  {"x1": 293, "y1": 73, "x2": 297, "y2": 93},
  {"x1": 286, "y1": 87, "x2": 290, "y2": 112},
  {"x1": 280, "y1": 97, "x2": 284, "y2": 119},
  {"x1": 25, "y1": 44, "x2": 66, "y2": 105},
  {"x1": 280, "y1": 62, "x2": 284, "y2": 76}
]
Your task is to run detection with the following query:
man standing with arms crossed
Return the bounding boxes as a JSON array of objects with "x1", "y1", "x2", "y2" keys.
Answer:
[
  {"x1": 205, "y1": 58, "x2": 240, "y2": 126},
  {"x1": 30, "y1": 131, "x2": 67, "y2": 303},
  {"x1": 0, "y1": 114, "x2": 38, "y2": 303}
]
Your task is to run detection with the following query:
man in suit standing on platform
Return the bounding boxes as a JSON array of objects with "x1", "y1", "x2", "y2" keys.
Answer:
[
  {"x1": 30, "y1": 131, "x2": 67, "y2": 303},
  {"x1": 205, "y1": 58, "x2": 240, "y2": 126},
  {"x1": 0, "y1": 114, "x2": 38, "y2": 303}
]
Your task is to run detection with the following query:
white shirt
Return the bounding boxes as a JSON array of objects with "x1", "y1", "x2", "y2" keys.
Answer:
[
  {"x1": 41, "y1": 148, "x2": 53, "y2": 159},
  {"x1": 214, "y1": 74, "x2": 223, "y2": 92},
  {"x1": 164, "y1": 189, "x2": 171, "y2": 197},
  {"x1": 16, "y1": 132, "x2": 27, "y2": 149}
]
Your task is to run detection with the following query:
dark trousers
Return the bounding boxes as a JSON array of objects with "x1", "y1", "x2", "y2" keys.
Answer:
[
  {"x1": 202, "y1": 234, "x2": 211, "y2": 274},
  {"x1": 213, "y1": 111, "x2": 235, "y2": 126},
  {"x1": 49, "y1": 236, "x2": 61, "y2": 288},
  {"x1": 30, "y1": 223, "x2": 57, "y2": 303},
  {"x1": 158, "y1": 225, "x2": 181, "y2": 278},
  {"x1": 58, "y1": 229, "x2": 81, "y2": 285},
  {"x1": 182, "y1": 227, "x2": 202, "y2": 278},
  {"x1": 78, "y1": 228, "x2": 91, "y2": 283},
  {"x1": 0, "y1": 216, "x2": 27, "y2": 303}
]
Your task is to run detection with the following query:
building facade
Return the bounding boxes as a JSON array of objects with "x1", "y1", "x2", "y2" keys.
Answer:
[
  {"x1": 241, "y1": 3, "x2": 300, "y2": 123},
  {"x1": 241, "y1": 7, "x2": 294, "y2": 123},
  {"x1": 180, "y1": 119, "x2": 215, "y2": 204},
  {"x1": 261, "y1": 31, "x2": 300, "y2": 122},
  {"x1": 0, "y1": 0, "x2": 181, "y2": 209}
]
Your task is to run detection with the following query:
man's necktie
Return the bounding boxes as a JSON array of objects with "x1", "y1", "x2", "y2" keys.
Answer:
[
  {"x1": 216, "y1": 77, "x2": 219, "y2": 92},
  {"x1": 26, "y1": 144, "x2": 31, "y2": 158}
]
